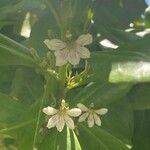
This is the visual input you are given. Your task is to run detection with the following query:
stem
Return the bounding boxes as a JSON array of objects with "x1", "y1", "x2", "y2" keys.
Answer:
[
  {"x1": 58, "y1": 65, "x2": 68, "y2": 99},
  {"x1": 83, "y1": 1, "x2": 94, "y2": 33},
  {"x1": 0, "y1": 120, "x2": 35, "y2": 134},
  {"x1": 45, "y1": 0, "x2": 62, "y2": 32},
  {"x1": 32, "y1": 78, "x2": 51, "y2": 149}
]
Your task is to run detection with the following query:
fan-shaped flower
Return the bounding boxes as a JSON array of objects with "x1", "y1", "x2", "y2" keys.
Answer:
[
  {"x1": 43, "y1": 100, "x2": 81, "y2": 132},
  {"x1": 44, "y1": 33, "x2": 93, "y2": 66},
  {"x1": 77, "y1": 103, "x2": 108, "y2": 128}
]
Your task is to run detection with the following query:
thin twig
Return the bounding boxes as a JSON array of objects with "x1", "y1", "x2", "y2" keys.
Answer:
[{"x1": 32, "y1": 78, "x2": 50, "y2": 149}]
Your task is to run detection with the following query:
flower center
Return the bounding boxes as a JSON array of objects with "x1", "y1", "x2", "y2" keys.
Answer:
[
  {"x1": 58, "y1": 99, "x2": 69, "y2": 116},
  {"x1": 66, "y1": 42, "x2": 78, "y2": 52}
]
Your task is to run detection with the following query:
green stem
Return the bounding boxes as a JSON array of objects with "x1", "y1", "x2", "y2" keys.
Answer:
[
  {"x1": 45, "y1": 0, "x2": 62, "y2": 32},
  {"x1": 58, "y1": 65, "x2": 68, "y2": 99},
  {"x1": 32, "y1": 78, "x2": 51, "y2": 149},
  {"x1": 0, "y1": 120, "x2": 35, "y2": 134}
]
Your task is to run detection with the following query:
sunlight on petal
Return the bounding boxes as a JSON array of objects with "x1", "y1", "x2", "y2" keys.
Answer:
[
  {"x1": 88, "y1": 114, "x2": 94, "y2": 128},
  {"x1": 125, "y1": 144, "x2": 132, "y2": 149},
  {"x1": 20, "y1": 12, "x2": 31, "y2": 38},
  {"x1": 43, "y1": 106, "x2": 58, "y2": 115},
  {"x1": 44, "y1": 39, "x2": 66, "y2": 51},
  {"x1": 67, "y1": 108, "x2": 81, "y2": 117},
  {"x1": 109, "y1": 62, "x2": 150, "y2": 82},
  {"x1": 100, "y1": 39, "x2": 119, "y2": 49},
  {"x1": 47, "y1": 115, "x2": 58, "y2": 128},
  {"x1": 64, "y1": 115, "x2": 75, "y2": 130},
  {"x1": 93, "y1": 114, "x2": 101, "y2": 126},
  {"x1": 125, "y1": 28, "x2": 135, "y2": 32},
  {"x1": 56, "y1": 116, "x2": 65, "y2": 132},
  {"x1": 136, "y1": 28, "x2": 150, "y2": 37},
  {"x1": 78, "y1": 113, "x2": 89, "y2": 122},
  {"x1": 77, "y1": 103, "x2": 88, "y2": 111},
  {"x1": 95, "y1": 108, "x2": 108, "y2": 115}
]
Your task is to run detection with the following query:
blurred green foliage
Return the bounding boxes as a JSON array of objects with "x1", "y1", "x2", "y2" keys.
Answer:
[{"x1": 0, "y1": 0, "x2": 150, "y2": 150}]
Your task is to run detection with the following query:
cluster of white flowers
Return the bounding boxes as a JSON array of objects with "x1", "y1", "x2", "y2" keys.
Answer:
[
  {"x1": 44, "y1": 33, "x2": 93, "y2": 66},
  {"x1": 43, "y1": 100, "x2": 108, "y2": 132},
  {"x1": 77, "y1": 103, "x2": 108, "y2": 128},
  {"x1": 43, "y1": 100, "x2": 81, "y2": 132}
]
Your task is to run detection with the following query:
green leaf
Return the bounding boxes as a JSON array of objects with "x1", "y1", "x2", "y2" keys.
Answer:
[
  {"x1": 79, "y1": 125, "x2": 129, "y2": 150},
  {"x1": 128, "y1": 83, "x2": 150, "y2": 110},
  {"x1": 109, "y1": 61, "x2": 150, "y2": 82},
  {"x1": 67, "y1": 82, "x2": 133, "y2": 149},
  {"x1": 102, "y1": 99, "x2": 134, "y2": 145},
  {"x1": 0, "y1": 93, "x2": 36, "y2": 149},
  {"x1": 67, "y1": 82, "x2": 132, "y2": 106},
  {"x1": 0, "y1": 66, "x2": 16, "y2": 94},
  {"x1": 0, "y1": 34, "x2": 36, "y2": 67},
  {"x1": 10, "y1": 67, "x2": 44, "y2": 104},
  {"x1": 38, "y1": 127, "x2": 81, "y2": 150},
  {"x1": 0, "y1": 75, "x2": 70, "y2": 149},
  {"x1": 132, "y1": 111, "x2": 150, "y2": 150},
  {"x1": 0, "y1": 92, "x2": 26, "y2": 126},
  {"x1": 89, "y1": 50, "x2": 150, "y2": 83}
]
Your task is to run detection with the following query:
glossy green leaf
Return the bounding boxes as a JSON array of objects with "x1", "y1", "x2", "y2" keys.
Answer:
[
  {"x1": 79, "y1": 125, "x2": 129, "y2": 150},
  {"x1": 132, "y1": 111, "x2": 150, "y2": 150},
  {"x1": 128, "y1": 83, "x2": 150, "y2": 110},
  {"x1": 89, "y1": 50, "x2": 150, "y2": 83},
  {"x1": 0, "y1": 34, "x2": 36, "y2": 67},
  {"x1": 67, "y1": 82, "x2": 132, "y2": 106},
  {"x1": 109, "y1": 61, "x2": 150, "y2": 82}
]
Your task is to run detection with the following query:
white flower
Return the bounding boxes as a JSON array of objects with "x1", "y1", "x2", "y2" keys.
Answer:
[
  {"x1": 43, "y1": 100, "x2": 81, "y2": 132},
  {"x1": 44, "y1": 33, "x2": 93, "y2": 66},
  {"x1": 77, "y1": 103, "x2": 108, "y2": 128}
]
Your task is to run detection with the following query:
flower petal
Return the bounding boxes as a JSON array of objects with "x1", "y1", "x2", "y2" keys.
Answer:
[
  {"x1": 78, "y1": 112, "x2": 89, "y2": 122},
  {"x1": 88, "y1": 113, "x2": 94, "y2": 128},
  {"x1": 47, "y1": 114, "x2": 58, "y2": 128},
  {"x1": 43, "y1": 106, "x2": 58, "y2": 115},
  {"x1": 44, "y1": 39, "x2": 66, "y2": 51},
  {"x1": 77, "y1": 46, "x2": 90, "y2": 58},
  {"x1": 64, "y1": 115, "x2": 75, "y2": 130},
  {"x1": 95, "y1": 108, "x2": 108, "y2": 115},
  {"x1": 76, "y1": 33, "x2": 93, "y2": 46},
  {"x1": 93, "y1": 113, "x2": 101, "y2": 126},
  {"x1": 54, "y1": 49, "x2": 69, "y2": 66},
  {"x1": 67, "y1": 108, "x2": 81, "y2": 117},
  {"x1": 68, "y1": 50, "x2": 80, "y2": 65},
  {"x1": 77, "y1": 103, "x2": 88, "y2": 111},
  {"x1": 56, "y1": 116, "x2": 65, "y2": 132}
]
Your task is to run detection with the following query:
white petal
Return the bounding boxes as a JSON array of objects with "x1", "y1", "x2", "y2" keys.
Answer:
[
  {"x1": 54, "y1": 49, "x2": 69, "y2": 66},
  {"x1": 77, "y1": 103, "x2": 88, "y2": 111},
  {"x1": 68, "y1": 50, "x2": 80, "y2": 65},
  {"x1": 87, "y1": 113, "x2": 94, "y2": 128},
  {"x1": 43, "y1": 106, "x2": 58, "y2": 115},
  {"x1": 64, "y1": 115, "x2": 75, "y2": 130},
  {"x1": 95, "y1": 108, "x2": 108, "y2": 115},
  {"x1": 76, "y1": 33, "x2": 93, "y2": 46},
  {"x1": 56, "y1": 116, "x2": 65, "y2": 132},
  {"x1": 67, "y1": 108, "x2": 81, "y2": 117},
  {"x1": 47, "y1": 114, "x2": 58, "y2": 128},
  {"x1": 77, "y1": 46, "x2": 90, "y2": 58},
  {"x1": 44, "y1": 39, "x2": 66, "y2": 51},
  {"x1": 93, "y1": 113, "x2": 101, "y2": 126},
  {"x1": 78, "y1": 112, "x2": 89, "y2": 122}
]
